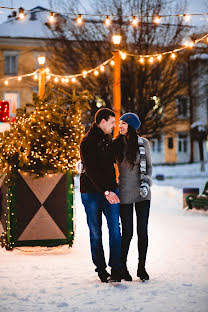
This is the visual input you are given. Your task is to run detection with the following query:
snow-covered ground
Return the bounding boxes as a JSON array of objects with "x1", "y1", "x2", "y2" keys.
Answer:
[{"x1": 0, "y1": 165, "x2": 208, "y2": 312}]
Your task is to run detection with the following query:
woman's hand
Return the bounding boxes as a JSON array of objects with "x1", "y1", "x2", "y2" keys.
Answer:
[{"x1": 105, "y1": 192, "x2": 120, "y2": 204}]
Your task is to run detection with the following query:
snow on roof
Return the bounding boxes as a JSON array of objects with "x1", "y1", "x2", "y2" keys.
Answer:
[{"x1": 0, "y1": 6, "x2": 55, "y2": 39}]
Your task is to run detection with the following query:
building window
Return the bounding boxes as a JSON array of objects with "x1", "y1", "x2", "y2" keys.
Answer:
[
  {"x1": 3, "y1": 51, "x2": 18, "y2": 75},
  {"x1": 178, "y1": 133, "x2": 188, "y2": 153},
  {"x1": 151, "y1": 136, "x2": 162, "y2": 153},
  {"x1": 177, "y1": 62, "x2": 188, "y2": 81},
  {"x1": 176, "y1": 96, "x2": 189, "y2": 118},
  {"x1": 168, "y1": 137, "x2": 173, "y2": 149}
]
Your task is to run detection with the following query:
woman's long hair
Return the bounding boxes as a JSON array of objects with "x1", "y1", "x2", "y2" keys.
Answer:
[{"x1": 113, "y1": 125, "x2": 139, "y2": 169}]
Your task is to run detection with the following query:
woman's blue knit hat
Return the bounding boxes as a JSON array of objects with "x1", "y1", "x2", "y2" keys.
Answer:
[{"x1": 119, "y1": 113, "x2": 141, "y2": 130}]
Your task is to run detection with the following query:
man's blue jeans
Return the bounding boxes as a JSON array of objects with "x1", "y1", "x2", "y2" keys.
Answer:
[{"x1": 81, "y1": 190, "x2": 121, "y2": 272}]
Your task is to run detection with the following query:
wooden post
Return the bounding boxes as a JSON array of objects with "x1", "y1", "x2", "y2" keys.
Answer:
[{"x1": 113, "y1": 50, "x2": 121, "y2": 138}]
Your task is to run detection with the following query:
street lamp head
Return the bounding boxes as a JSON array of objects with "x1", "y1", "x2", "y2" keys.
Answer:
[
  {"x1": 112, "y1": 35, "x2": 122, "y2": 45},
  {"x1": 38, "y1": 56, "x2": 46, "y2": 66}
]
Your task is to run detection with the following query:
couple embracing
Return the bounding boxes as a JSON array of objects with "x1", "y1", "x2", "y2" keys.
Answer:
[{"x1": 80, "y1": 108, "x2": 152, "y2": 283}]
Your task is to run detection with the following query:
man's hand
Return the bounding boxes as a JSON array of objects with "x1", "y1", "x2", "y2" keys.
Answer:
[{"x1": 105, "y1": 191, "x2": 120, "y2": 204}]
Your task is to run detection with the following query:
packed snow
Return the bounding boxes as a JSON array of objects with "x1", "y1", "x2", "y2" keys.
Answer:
[{"x1": 0, "y1": 164, "x2": 208, "y2": 312}]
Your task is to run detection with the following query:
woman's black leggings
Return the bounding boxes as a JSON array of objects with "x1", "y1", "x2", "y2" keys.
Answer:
[{"x1": 120, "y1": 200, "x2": 150, "y2": 265}]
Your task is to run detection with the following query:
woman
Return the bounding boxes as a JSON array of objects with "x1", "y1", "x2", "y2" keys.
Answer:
[{"x1": 113, "y1": 113, "x2": 152, "y2": 282}]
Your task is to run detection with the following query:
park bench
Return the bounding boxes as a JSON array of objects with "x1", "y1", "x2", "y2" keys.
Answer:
[{"x1": 186, "y1": 181, "x2": 208, "y2": 210}]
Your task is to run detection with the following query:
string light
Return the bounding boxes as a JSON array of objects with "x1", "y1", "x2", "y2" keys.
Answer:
[
  {"x1": 4, "y1": 80, "x2": 8, "y2": 86},
  {"x1": 46, "y1": 75, "x2": 51, "y2": 80},
  {"x1": 183, "y1": 14, "x2": 191, "y2": 22},
  {"x1": 18, "y1": 7, "x2": 25, "y2": 20},
  {"x1": 149, "y1": 57, "x2": 154, "y2": 64},
  {"x1": 105, "y1": 16, "x2": 111, "y2": 26},
  {"x1": 171, "y1": 52, "x2": 176, "y2": 59},
  {"x1": 54, "y1": 77, "x2": 58, "y2": 82},
  {"x1": 94, "y1": 70, "x2": 99, "y2": 76},
  {"x1": 157, "y1": 54, "x2": 162, "y2": 61},
  {"x1": 131, "y1": 16, "x2": 139, "y2": 26},
  {"x1": 184, "y1": 40, "x2": 194, "y2": 48},
  {"x1": 110, "y1": 60, "x2": 115, "y2": 66},
  {"x1": 72, "y1": 77, "x2": 76, "y2": 82},
  {"x1": 76, "y1": 14, "x2": 83, "y2": 25},
  {"x1": 120, "y1": 51, "x2": 127, "y2": 60},
  {"x1": 82, "y1": 70, "x2": 87, "y2": 78},
  {"x1": 100, "y1": 65, "x2": 105, "y2": 72},
  {"x1": 34, "y1": 74, "x2": 38, "y2": 80},
  {"x1": 139, "y1": 57, "x2": 144, "y2": 64},
  {"x1": 154, "y1": 16, "x2": 161, "y2": 24},
  {"x1": 18, "y1": 76, "x2": 22, "y2": 81},
  {"x1": 49, "y1": 12, "x2": 55, "y2": 23}
]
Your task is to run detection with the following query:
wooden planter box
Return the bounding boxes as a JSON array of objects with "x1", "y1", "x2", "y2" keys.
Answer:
[{"x1": 0, "y1": 171, "x2": 74, "y2": 250}]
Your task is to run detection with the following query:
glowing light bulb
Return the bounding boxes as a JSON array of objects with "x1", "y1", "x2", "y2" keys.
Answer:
[
  {"x1": 18, "y1": 76, "x2": 22, "y2": 81},
  {"x1": 82, "y1": 70, "x2": 87, "y2": 78},
  {"x1": 76, "y1": 14, "x2": 83, "y2": 25},
  {"x1": 139, "y1": 57, "x2": 144, "y2": 64},
  {"x1": 34, "y1": 74, "x2": 38, "y2": 80},
  {"x1": 157, "y1": 54, "x2": 162, "y2": 61},
  {"x1": 100, "y1": 65, "x2": 105, "y2": 72},
  {"x1": 94, "y1": 70, "x2": 99, "y2": 76},
  {"x1": 46, "y1": 75, "x2": 51, "y2": 80},
  {"x1": 72, "y1": 77, "x2": 76, "y2": 83},
  {"x1": 154, "y1": 16, "x2": 161, "y2": 24},
  {"x1": 54, "y1": 77, "x2": 59, "y2": 83},
  {"x1": 131, "y1": 16, "x2": 138, "y2": 26},
  {"x1": 171, "y1": 53, "x2": 176, "y2": 59},
  {"x1": 183, "y1": 14, "x2": 191, "y2": 22},
  {"x1": 18, "y1": 8, "x2": 25, "y2": 20},
  {"x1": 120, "y1": 51, "x2": 127, "y2": 60},
  {"x1": 49, "y1": 12, "x2": 55, "y2": 23},
  {"x1": 149, "y1": 57, "x2": 154, "y2": 64},
  {"x1": 105, "y1": 16, "x2": 111, "y2": 26},
  {"x1": 110, "y1": 60, "x2": 115, "y2": 66},
  {"x1": 4, "y1": 80, "x2": 8, "y2": 86}
]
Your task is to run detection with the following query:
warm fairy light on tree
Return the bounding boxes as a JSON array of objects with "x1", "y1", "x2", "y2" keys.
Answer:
[
  {"x1": 157, "y1": 54, "x2": 162, "y2": 61},
  {"x1": 94, "y1": 70, "x2": 99, "y2": 76},
  {"x1": 105, "y1": 16, "x2": 111, "y2": 26},
  {"x1": 72, "y1": 77, "x2": 76, "y2": 83},
  {"x1": 184, "y1": 40, "x2": 194, "y2": 48},
  {"x1": 34, "y1": 74, "x2": 38, "y2": 80},
  {"x1": 82, "y1": 70, "x2": 87, "y2": 78},
  {"x1": 110, "y1": 60, "x2": 115, "y2": 66},
  {"x1": 54, "y1": 77, "x2": 59, "y2": 82}
]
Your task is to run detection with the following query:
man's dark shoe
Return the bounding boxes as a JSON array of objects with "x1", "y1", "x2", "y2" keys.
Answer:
[
  {"x1": 137, "y1": 264, "x2": 149, "y2": 281},
  {"x1": 121, "y1": 266, "x2": 132, "y2": 281},
  {"x1": 98, "y1": 270, "x2": 111, "y2": 283},
  {"x1": 110, "y1": 269, "x2": 121, "y2": 282}
]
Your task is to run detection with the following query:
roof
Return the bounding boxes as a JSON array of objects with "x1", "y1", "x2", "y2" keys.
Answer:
[{"x1": 0, "y1": 6, "x2": 55, "y2": 39}]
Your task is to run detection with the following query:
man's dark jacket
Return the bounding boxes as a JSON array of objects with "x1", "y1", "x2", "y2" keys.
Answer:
[{"x1": 80, "y1": 123, "x2": 117, "y2": 193}]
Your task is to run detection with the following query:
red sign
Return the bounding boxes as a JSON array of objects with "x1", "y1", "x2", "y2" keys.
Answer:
[{"x1": 0, "y1": 101, "x2": 10, "y2": 122}]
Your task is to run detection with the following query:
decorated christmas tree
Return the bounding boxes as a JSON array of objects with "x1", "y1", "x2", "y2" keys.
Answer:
[{"x1": 0, "y1": 87, "x2": 91, "y2": 177}]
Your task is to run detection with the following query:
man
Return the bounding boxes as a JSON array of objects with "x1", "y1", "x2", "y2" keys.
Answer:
[{"x1": 80, "y1": 108, "x2": 121, "y2": 283}]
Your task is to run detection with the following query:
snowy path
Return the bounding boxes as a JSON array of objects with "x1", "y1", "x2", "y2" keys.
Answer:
[{"x1": 0, "y1": 176, "x2": 208, "y2": 312}]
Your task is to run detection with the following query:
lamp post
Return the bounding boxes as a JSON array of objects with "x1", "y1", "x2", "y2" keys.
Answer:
[
  {"x1": 112, "y1": 35, "x2": 121, "y2": 137},
  {"x1": 38, "y1": 56, "x2": 46, "y2": 99}
]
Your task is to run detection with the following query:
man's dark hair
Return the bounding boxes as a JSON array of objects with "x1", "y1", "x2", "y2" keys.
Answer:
[{"x1": 95, "y1": 108, "x2": 115, "y2": 124}]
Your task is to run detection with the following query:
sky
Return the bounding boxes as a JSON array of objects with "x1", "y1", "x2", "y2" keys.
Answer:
[{"x1": 0, "y1": 0, "x2": 207, "y2": 25}]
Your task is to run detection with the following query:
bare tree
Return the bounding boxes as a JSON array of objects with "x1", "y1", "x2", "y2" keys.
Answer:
[{"x1": 46, "y1": 0, "x2": 192, "y2": 136}]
